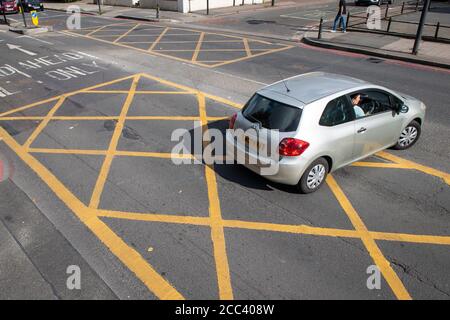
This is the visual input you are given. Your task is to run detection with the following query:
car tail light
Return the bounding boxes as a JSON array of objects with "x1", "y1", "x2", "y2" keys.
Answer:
[
  {"x1": 229, "y1": 113, "x2": 237, "y2": 129},
  {"x1": 279, "y1": 138, "x2": 310, "y2": 156}
]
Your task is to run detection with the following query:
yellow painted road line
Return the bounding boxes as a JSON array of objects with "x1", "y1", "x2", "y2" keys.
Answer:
[
  {"x1": 0, "y1": 74, "x2": 137, "y2": 118},
  {"x1": 23, "y1": 96, "x2": 66, "y2": 149},
  {"x1": 371, "y1": 231, "x2": 450, "y2": 246},
  {"x1": 0, "y1": 116, "x2": 118, "y2": 121},
  {"x1": 192, "y1": 32, "x2": 205, "y2": 62},
  {"x1": 376, "y1": 151, "x2": 450, "y2": 185},
  {"x1": 138, "y1": 73, "x2": 243, "y2": 110},
  {"x1": 98, "y1": 210, "x2": 211, "y2": 226},
  {"x1": 67, "y1": 22, "x2": 134, "y2": 32},
  {"x1": 89, "y1": 75, "x2": 140, "y2": 209},
  {"x1": 210, "y1": 45, "x2": 294, "y2": 68},
  {"x1": 97, "y1": 210, "x2": 450, "y2": 247},
  {"x1": 223, "y1": 220, "x2": 360, "y2": 239},
  {"x1": 351, "y1": 162, "x2": 410, "y2": 169},
  {"x1": 29, "y1": 148, "x2": 106, "y2": 155},
  {"x1": 0, "y1": 96, "x2": 60, "y2": 118},
  {"x1": 28, "y1": 148, "x2": 194, "y2": 160},
  {"x1": 198, "y1": 93, "x2": 234, "y2": 300},
  {"x1": 84, "y1": 90, "x2": 194, "y2": 95},
  {"x1": 243, "y1": 38, "x2": 252, "y2": 57},
  {"x1": 0, "y1": 115, "x2": 219, "y2": 122},
  {"x1": 65, "y1": 25, "x2": 291, "y2": 69},
  {"x1": 125, "y1": 116, "x2": 200, "y2": 121},
  {"x1": 148, "y1": 27, "x2": 169, "y2": 51},
  {"x1": 113, "y1": 23, "x2": 141, "y2": 43},
  {"x1": 115, "y1": 150, "x2": 194, "y2": 160},
  {"x1": 0, "y1": 116, "x2": 45, "y2": 121},
  {"x1": 154, "y1": 40, "x2": 246, "y2": 44},
  {"x1": 155, "y1": 49, "x2": 269, "y2": 52},
  {"x1": 62, "y1": 31, "x2": 218, "y2": 68},
  {"x1": 327, "y1": 175, "x2": 412, "y2": 300},
  {"x1": 86, "y1": 24, "x2": 111, "y2": 37},
  {"x1": 0, "y1": 126, "x2": 184, "y2": 300}
]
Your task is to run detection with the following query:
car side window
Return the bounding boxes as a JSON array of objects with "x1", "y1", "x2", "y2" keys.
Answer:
[
  {"x1": 319, "y1": 96, "x2": 355, "y2": 127},
  {"x1": 359, "y1": 91, "x2": 392, "y2": 116}
]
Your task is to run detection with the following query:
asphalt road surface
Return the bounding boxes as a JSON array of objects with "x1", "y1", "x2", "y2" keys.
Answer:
[{"x1": 0, "y1": 9, "x2": 449, "y2": 300}]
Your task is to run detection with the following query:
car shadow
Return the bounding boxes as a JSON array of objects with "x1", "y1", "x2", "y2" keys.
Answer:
[{"x1": 184, "y1": 119, "x2": 300, "y2": 194}]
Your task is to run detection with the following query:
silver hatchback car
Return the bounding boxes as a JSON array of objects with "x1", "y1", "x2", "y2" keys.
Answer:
[{"x1": 226, "y1": 72, "x2": 426, "y2": 193}]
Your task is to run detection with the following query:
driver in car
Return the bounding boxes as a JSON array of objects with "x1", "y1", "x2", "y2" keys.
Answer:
[{"x1": 351, "y1": 93, "x2": 365, "y2": 118}]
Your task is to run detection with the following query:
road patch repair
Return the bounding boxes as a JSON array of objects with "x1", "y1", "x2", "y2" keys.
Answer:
[
  {"x1": 0, "y1": 73, "x2": 449, "y2": 299},
  {"x1": 63, "y1": 22, "x2": 293, "y2": 68}
]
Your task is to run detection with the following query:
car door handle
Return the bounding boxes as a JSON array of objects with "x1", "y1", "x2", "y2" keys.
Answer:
[{"x1": 357, "y1": 127, "x2": 367, "y2": 133}]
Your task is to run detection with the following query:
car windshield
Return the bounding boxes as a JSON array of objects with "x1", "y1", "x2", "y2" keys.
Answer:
[{"x1": 242, "y1": 94, "x2": 302, "y2": 132}]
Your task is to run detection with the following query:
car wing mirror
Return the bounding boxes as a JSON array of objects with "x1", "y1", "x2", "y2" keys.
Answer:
[{"x1": 400, "y1": 105, "x2": 409, "y2": 113}]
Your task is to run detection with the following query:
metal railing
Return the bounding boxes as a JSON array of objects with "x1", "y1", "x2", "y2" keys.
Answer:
[{"x1": 346, "y1": 1, "x2": 450, "y2": 42}]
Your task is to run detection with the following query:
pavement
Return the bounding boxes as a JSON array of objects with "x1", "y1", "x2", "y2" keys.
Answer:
[
  {"x1": 0, "y1": 6, "x2": 449, "y2": 300},
  {"x1": 303, "y1": 30, "x2": 450, "y2": 69},
  {"x1": 299, "y1": 1, "x2": 450, "y2": 68}
]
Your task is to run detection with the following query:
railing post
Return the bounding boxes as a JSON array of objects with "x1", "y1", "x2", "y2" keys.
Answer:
[
  {"x1": 401, "y1": 2, "x2": 405, "y2": 14},
  {"x1": 413, "y1": 0, "x2": 431, "y2": 54},
  {"x1": 271, "y1": 0, "x2": 275, "y2": 7},
  {"x1": 2, "y1": 9, "x2": 7, "y2": 25},
  {"x1": 387, "y1": 17, "x2": 392, "y2": 32},
  {"x1": 233, "y1": 0, "x2": 235, "y2": 6},
  {"x1": 415, "y1": 0, "x2": 419, "y2": 11},
  {"x1": 434, "y1": 22, "x2": 440, "y2": 38},
  {"x1": 207, "y1": 0, "x2": 209, "y2": 15},
  {"x1": 385, "y1": 4, "x2": 389, "y2": 18},
  {"x1": 318, "y1": 17, "x2": 323, "y2": 39},
  {"x1": 156, "y1": 0, "x2": 160, "y2": 19},
  {"x1": 346, "y1": 11, "x2": 350, "y2": 27},
  {"x1": 18, "y1": 0, "x2": 27, "y2": 28}
]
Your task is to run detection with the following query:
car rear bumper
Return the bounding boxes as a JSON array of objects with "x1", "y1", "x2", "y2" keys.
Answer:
[{"x1": 225, "y1": 131, "x2": 308, "y2": 186}]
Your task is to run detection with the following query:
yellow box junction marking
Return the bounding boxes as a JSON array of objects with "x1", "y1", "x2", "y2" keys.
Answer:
[
  {"x1": 63, "y1": 23, "x2": 294, "y2": 68},
  {"x1": 0, "y1": 72, "x2": 449, "y2": 300}
]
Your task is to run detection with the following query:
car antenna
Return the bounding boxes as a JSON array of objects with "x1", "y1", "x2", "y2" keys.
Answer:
[{"x1": 277, "y1": 70, "x2": 290, "y2": 93}]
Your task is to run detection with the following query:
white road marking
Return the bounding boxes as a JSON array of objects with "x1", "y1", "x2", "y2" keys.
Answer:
[
  {"x1": 6, "y1": 43, "x2": 37, "y2": 56},
  {"x1": 18, "y1": 35, "x2": 54, "y2": 45}
]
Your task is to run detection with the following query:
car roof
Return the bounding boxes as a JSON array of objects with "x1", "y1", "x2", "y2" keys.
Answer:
[{"x1": 257, "y1": 72, "x2": 370, "y2": 106}]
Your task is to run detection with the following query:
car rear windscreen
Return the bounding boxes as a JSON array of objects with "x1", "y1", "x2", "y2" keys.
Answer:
[{"x1": 242, "y1": 94, "x2": 302, "y2": 132}]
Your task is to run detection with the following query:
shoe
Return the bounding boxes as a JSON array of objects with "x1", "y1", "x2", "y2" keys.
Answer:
[
  {"x1": 343, "y1": 30, "x2": 347, "y2": 33},
  {"x1": 331, "y1": 30, "x2": 336, "y2": 33}
]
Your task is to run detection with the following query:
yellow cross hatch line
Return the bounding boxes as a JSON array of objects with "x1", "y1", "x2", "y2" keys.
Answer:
[
  {"x1": 1, "y1": 73, "x2": 449, "y2": 300},
  {"x1": 62, "y1": 23, "x2": 293, "y2": 69},
  {"x1": 327, "y1": 175, "x2": 412, "y2": 300},
  {"x1": 192, "y1": 32, "x2": 205, "y2": 62},
  {"x1": 0, "y1": 126, "x2": 184, "y2": 300},
  {"x1": 89, "y1": 75, "x2": 140, "y2": 209},
  {"x1": 23, "y1": 96, "x2": 66, "y2": 149}
]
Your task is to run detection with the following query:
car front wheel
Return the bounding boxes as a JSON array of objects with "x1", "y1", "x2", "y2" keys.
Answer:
[
  {"x1": 393, "y1": 120, "x2": 421, "y2": 150},
  {"x1": 297, "y1": 158, "x2": 329, "y2": 194}
]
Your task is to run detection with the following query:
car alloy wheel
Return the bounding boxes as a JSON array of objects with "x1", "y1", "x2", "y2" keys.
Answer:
[
  {"x1": 398, "y1": 126, "x2": 418, "y2": 147},
  {"x1": 306, "y1": 164, "x2": 326, "y2": 190}
]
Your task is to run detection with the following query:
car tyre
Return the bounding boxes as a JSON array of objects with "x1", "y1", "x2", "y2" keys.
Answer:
[
  {"x1": 297, "y1": 157, "x2": 329, "y2": 194},
  {"x1": 393, "y1": 120, "x2": 421, "y2": 150}
]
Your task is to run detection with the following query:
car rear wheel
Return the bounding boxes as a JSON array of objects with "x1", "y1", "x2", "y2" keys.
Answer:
[
  {"x1": 297, "y1": 158, "x2": 329, "y2": 194},
  {"x1": 393, "y1": 120, "x2": 421, "y2": 150}
]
